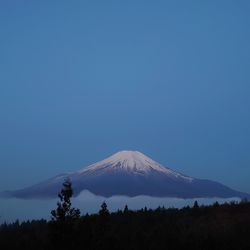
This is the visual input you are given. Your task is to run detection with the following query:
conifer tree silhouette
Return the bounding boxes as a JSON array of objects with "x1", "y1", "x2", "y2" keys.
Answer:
[
  {"x1": 193, "y1": 200, "x2": 199, "y2": 209},
  {"x1": 49, "y1": 179, "x2": 80, "y2": 249},
  {"x1": 51, "y1": 178, "x2": 80, "y2": 221},
  {"x1": 123, "y1": 204, "x2": 129, "y2": 213},
  {"x1": 99, "y1": 201, "x2": 110, "y2": 216}
]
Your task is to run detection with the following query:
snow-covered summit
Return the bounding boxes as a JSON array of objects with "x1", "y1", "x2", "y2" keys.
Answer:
[
  {"x1": 5, "y1": 150, "x2": 250, "y2": 199},
  {"x1": 78, "y1": 150, "x2": 193, "y2": 181}
]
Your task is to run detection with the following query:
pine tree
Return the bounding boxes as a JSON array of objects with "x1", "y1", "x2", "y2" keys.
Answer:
[
  {"x1": 49, "y1": 179, "x2": 81, "y2": 249},
  {"x1": 99, "y1": 201, "x2": 110, "y2": 216},
  {"x1": 51, "y1": 178, "x2": 80, "y2": 221},
  {"x1": 123, "y1": 204, "x2": 129, "y2": 213},
  {"x1": 193, "y1": 200, "x2": 199, "y2": 209},
  {"x1": 213, "y1": 201, "x2": 220, "y2": 207}
]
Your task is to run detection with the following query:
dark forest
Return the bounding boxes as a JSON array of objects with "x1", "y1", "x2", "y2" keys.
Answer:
[{"x1": 1, "y1": 180, "x2": 250, "y2": 250}]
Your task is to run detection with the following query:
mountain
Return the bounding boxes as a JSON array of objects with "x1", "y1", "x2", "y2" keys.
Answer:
[{"x1": 3, "y1": 150, "x2": 249, "y2": 199}]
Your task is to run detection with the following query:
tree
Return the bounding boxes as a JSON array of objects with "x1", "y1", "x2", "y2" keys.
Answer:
[
  {"x1": 49, "y1": 179, "x2": 81, "y2": 249},
  {"x1": 213, "y1": 201, "x2": 220, "y2": 208},
  {"x1": 51, "y1": 178, "x2": 80, "y2": 221},
  {"x1": 123, "y1": 204, "x2": 129, "y2": 214},
  {"x1": 193, "y1": 200, "x2": 199, "y2": 209},
  {"x1": 240, "y1": 198, "x2": 248, "y2": 204},
  {"x1": 99, "y1": 201, "x2": 109, "y2": 216}
]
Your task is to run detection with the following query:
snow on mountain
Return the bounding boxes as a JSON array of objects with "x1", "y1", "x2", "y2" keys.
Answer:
[
  {"x1": 78, "y1": 151, "x2": 193, "y2": 182},
  {"x1": 2, "y1": 150, "x2": 250, "y2": 199}
]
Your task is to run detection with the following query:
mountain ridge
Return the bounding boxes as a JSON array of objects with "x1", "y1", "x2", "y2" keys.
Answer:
[{"x1": 2, "y1": 150, "x2": 249, "y2": 199}]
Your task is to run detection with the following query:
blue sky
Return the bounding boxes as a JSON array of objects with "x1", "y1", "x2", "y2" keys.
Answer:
[{"x1": 0, "y1": 0, "x2": 250, "y2": 193}]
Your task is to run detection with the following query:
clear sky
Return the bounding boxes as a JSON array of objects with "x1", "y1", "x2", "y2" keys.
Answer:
[{"x1": 0, "y1": 0, "x2": 250, "y2": 194}]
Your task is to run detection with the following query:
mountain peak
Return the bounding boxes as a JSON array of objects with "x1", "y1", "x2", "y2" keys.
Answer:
[
  {"x1": 5, "y1": 150, "x2": 249, "y2": 199},
  {"x1": 109, "y1": 150, "x2": 145, "y2": 159},
  {"x1": 103, "y1": 150, "x2": 162, "y2": 172},
  {"x1": 78, "y1": 150, "x2": 193, "y2": 181},
  {"x1": 107, "y1": 150, "x2": 153, "y2": 164}
]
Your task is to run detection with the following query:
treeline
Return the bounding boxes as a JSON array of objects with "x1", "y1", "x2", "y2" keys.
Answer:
[{"x1": 1, "y1": 180, "x2": 250, "y2": 250}]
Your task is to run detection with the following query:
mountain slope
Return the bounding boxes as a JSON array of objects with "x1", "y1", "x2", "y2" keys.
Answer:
[{"x1": 3, "y1": 150, "x2": 249, "y2": 199}]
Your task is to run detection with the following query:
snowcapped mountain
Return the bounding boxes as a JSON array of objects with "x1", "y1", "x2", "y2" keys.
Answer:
[
  {"x1": 3, "y1": 150, "x2": 249, "y2": 199},
  {"x1": 78, "y1": 151, "x2": 193, "y2": 181}
]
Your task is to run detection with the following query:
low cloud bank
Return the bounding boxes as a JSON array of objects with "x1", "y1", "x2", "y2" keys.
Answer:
[{"x1": 0, "y1": 190, "x2": 240, "y2": 223}]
